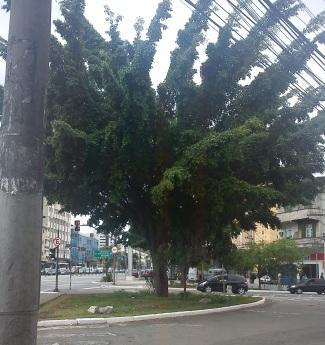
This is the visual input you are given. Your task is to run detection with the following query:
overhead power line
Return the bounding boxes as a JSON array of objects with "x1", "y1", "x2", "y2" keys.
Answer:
[{"x1": 178, "y1": 0, "x2": 325, "y2": 110}]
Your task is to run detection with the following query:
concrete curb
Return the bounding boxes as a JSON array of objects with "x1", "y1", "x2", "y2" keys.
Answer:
[
  {"x1": 38, "y1": 297, "x2": 265, "y2": 328},
  {"x1": 248, "y1": 289, "x2": 288, "y2": 294}
]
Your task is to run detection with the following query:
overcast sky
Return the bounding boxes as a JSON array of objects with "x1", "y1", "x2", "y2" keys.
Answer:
[
  {"x1": 0, "y1": 0, "x2": 193, "y2": 86},
  {"x1": 1, "y1": 0, "x2": 324, "y2": 86}
]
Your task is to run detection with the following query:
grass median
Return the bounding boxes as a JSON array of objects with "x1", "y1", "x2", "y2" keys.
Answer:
[{"x1": 39, "y1": 291, "x2": 260, "y2": 320}]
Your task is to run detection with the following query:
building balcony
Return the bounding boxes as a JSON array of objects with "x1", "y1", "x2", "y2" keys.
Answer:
[
  {"x1": 294, "y1": 237, "x2": 324, "y2": 251},
  {"x1": 277, "y1": 207, "x2": 325, "y2": 223}
]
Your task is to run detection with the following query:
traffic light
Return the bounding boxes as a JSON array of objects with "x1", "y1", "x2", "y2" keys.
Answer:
[
  {"x1": 74, "y1": 219, "x2": 80, "y2": 231},
  {"x1": 49, "y1": 248, "x2": 56, "y2": 260}
]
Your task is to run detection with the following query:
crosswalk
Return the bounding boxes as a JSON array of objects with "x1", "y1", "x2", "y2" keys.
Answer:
[{"x1": 266, "y1": 294, "x2": 325, "y2": 303}]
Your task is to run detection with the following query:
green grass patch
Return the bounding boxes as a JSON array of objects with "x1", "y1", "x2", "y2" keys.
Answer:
[{"x1": 39, "y1": 292, "x2": 260, "y2": 320}]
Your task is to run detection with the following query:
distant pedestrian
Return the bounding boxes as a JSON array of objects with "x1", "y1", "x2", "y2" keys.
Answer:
[{"x1": 320, "y1": 273, "x2": 324, "y2": 280}]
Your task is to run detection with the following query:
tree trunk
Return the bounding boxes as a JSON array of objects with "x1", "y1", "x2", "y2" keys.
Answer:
[
  {"x1": 151, "y1": 250, "x2": 168, "y2": 297},
  {"x1": 182, "y1": 264, "x2": 188, "y2": 295},
  {"x1": 0, "y1": 1, "x2": 51, "y2": 344}
]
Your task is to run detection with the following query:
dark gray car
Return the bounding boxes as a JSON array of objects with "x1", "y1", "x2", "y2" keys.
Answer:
[
  {"x1": 197, "y1": 274, "x2": 248, "y2": 294},
  {"x1": 288, "y1": 279, "x2": 325, "y2": 294}
]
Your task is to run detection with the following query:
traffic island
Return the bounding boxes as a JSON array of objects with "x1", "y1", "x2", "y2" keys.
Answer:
[{"x1": 38, "y1": 291, "x2": 264, "y2": 327}]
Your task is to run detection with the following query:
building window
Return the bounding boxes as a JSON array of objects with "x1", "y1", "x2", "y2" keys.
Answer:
[
  {"x1": 286, "y1": 229, "x2": 293, "y2": 239},
  {"x1": 305, "y1": 224, "x2": 313, "y2": 238},
  {"x1": 279, "y1": 229, "x2": 292, "y2": 239}
]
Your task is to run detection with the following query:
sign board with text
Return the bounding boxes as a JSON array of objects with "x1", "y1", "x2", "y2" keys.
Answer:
[
  {"x1": 94, "y1": 249, "x2": 112, "y2": 258},
  {"x1": 53, "y1": 237, "x2": 61, "y2": 247}
]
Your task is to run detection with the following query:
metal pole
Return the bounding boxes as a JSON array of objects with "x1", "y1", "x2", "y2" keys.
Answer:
[
  {"x1": 113, "y1": 254, "x2": 116, "y2": 285},
  {"x1": 222, "y1": 264, "x2": 226, "y2": 293},
  {"x1": 69, "y1": 250, "x2": 72, "y2": 291},
  {"x1": 54, "y1": 229, "x2": 59, "y2": 292}
]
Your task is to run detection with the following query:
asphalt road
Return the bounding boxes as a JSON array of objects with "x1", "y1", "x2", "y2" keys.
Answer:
[
  {"x1": 41, "y1": 274, "x2": 144, "y2": 294},
  {"x1": 38, "y1": 293, "x2": 325, "y2": 345},
  {"x1": 40, "y1": 275, "x2": 292, "y2": 295}
]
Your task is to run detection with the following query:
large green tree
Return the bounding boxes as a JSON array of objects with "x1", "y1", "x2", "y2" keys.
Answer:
[
  {"x1": 226, "y1": 239, "x2": 305, "y2": 287},
  {"x1": 44, "y1": 0, "x2": 325, "y2": 296}
]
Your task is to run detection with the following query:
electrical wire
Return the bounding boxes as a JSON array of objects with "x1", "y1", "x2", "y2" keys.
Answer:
[{"x1": 178, "y1": 0, "x2": 325, "y2": 110}]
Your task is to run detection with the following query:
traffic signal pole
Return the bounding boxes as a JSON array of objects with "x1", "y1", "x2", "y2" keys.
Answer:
[
  {"x1": 54, "y1": 240, "x2": 59, "y2": 292},
  {"x1": 52, "y1": 229, "x2": 61, "y2": 292}
]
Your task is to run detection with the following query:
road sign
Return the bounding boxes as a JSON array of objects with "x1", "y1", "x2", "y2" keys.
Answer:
[
  {"x1": 53, "y1": 237, "x2": 61, "y2": 247},
  {"x1": 94, "y1": 249, "x2": 112, "y2": 258},
  {"x1": 112, "y1": 246, "x2": 118, "y2": 254}
]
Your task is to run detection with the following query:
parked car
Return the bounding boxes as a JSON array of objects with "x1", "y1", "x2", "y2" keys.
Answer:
[
  {"x1": 46, "y1": 267, "x2": 57, "y2": 275},
  {"x1": 288, "y1": 279, "x2": 325, "y2": 294},
  {"x1": 132, "y1": 269, "x2": 139, "y2": 278},
  {"x1": 58, "y1": 263, "x2": 70, "y2": 275},
  {"x1": 96, "y1": 267, "x2": 104, "y2": 274},
  {"x1": 142, "y1": 269, "x2": 153, "y2": 279},
  {"x1": 197, "y1": 274, "x2": 248, "y2": 294}
]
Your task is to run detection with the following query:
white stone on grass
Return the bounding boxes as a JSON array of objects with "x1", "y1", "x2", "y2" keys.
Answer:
[
  {"x1": 87, "y1": 305, "x2": 113, "y2": 314},
  {"x1": 88, "y1": 306, "x2": 99, "y2": 314},
  {"x1": 98, "y1": 306, "x2": 113, "y2": 314}
]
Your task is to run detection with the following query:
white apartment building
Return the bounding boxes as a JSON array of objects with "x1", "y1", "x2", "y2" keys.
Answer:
[
  {"x1": 98, "y1": 233, "x2": 115, "y2": 249},
  {"x1": 276, "y1": 192, "x2": 325, "y2": 278},
  {"x1": 41, "y1": 198, "x2": 72, "y2": 262}
]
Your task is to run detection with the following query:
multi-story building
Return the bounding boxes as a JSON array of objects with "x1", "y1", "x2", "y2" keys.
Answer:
[
  {"x1": 70, "y1": 231, "x2": 99, "y2": 266},
  {"x1": 276, "y1": 192, "x2": 325, "y2": 278},
  {"x1": 41, "y1": 198, "x2": 72, "y2": 262},
  {"x1": 233, "y1": 223, "x2": 278, "y2": 248},
  {"x1": 98, "y1": 233, "x2": 115, "y2": 249}
]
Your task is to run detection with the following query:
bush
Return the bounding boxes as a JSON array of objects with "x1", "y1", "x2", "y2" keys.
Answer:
[{"x1": 101, "y1": 273, "x2": 113, "y2": 282}]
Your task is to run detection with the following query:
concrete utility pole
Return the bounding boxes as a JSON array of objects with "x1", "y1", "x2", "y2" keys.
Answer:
[{"x1": 0, "y1": 1, "x2": 52, "y2": 344}]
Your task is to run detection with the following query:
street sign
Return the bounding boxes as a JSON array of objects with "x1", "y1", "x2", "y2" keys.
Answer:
[
  {"x1": 94, "y1": 249, "x2": 112, "y2": 258},
  {"x1": 53, "y1": 237, "x2": 61, "y2": 247},
  {"x1": 112, "y1": 246, "x2": 118, "y2": 254}
]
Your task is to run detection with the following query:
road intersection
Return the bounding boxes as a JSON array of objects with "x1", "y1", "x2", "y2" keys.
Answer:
[{"x1": 38, "y1": 291, "x2": 325, "y2": 345}]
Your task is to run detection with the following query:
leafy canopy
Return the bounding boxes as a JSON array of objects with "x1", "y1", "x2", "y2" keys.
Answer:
[
  {"x1": 225, "y1": 239, "x2": 305, "y2": 277},
  {"x1": 42, "y1": 0, "x2": 325, "y2": 293}
]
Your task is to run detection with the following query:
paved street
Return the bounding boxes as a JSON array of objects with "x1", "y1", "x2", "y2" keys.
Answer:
[
  {"x1": 40, "y1": 274, "x2": 322, "y2": 298},
  {"x1": 38, "y1": 294, "x2": 325, "y2": 345},
  {"x1": 41, "y1": 274, "x2": 146, "y2": 294}
]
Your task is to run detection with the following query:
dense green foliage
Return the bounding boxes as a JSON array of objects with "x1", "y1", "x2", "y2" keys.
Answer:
[
  {"x1": 35, "y1": 0, "x2": 325, "y2": 295},
  {"x1": 225, "y1": 239, "x2": 305, "y2": 279}
]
